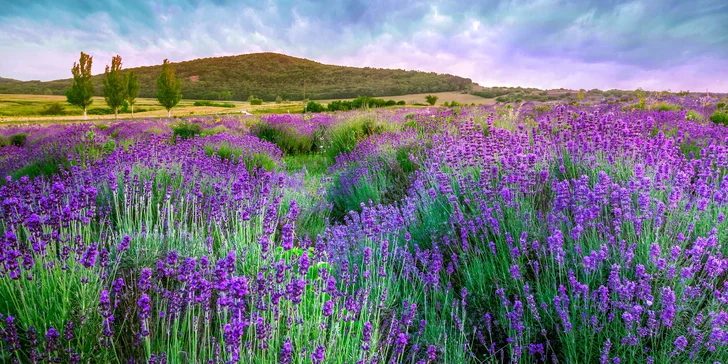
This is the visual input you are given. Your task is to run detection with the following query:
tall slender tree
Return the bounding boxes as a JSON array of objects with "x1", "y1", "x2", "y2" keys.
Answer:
[
  {"x1": 103, "y1": 55, "x2": 126, "y2": 119},
  {"x1": 126, "y1": 71, "x2": 140, "y2": 118},
  {"x1": 66, "y1": 52, "x2": 95, "y2": 119},
  {"x1": 156, "y1": 59, "x2": 182, "y2": 117}
]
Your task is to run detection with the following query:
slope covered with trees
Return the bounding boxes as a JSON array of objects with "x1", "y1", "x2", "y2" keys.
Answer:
[{"x1": 0, "y1": 53, "x2": 473, "y2": 101}]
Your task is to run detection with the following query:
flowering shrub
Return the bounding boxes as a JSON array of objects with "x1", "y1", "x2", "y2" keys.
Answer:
[{"x1": 1, "y1": 98, "x2": 728, "y2": 363}]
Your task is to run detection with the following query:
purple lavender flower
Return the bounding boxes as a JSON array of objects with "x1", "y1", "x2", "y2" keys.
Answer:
[
  {"x1": 298, "y1": 252, "x2": 310, "y2": 275},
  {"x1": 2, "y1": 316, "x2": 20, "y2": 353},
  {"x1": 427, "y1": 345, "x2": 437, "y2": 361},
  {"x1": 139, "y1": 268, "x2": 152, "y2": 291},
  {"x1": 280, "y1": 338, "x2": 292, "y2": 364},
  {"x1": 310, "y1": 345, "x2": 325, "y2": 364},
  {"x1": 361, "y1": 321, "x2": 372, "y2": 351},
  {"x1": 661, "y1": 287, "x2": 676, "y2": 327},
  {"x1": 138, "y1": 293, "x2": 151, "y2": 320},
  {"x1": 118, "y1": 235, "x2": 131, "y2": 253},
  {"x1": 674, "y1": 336, "x2": 688, "y2": 352},
  {"x1": 322, "y1": 300, "x2": 334, "y2": 317},
  {"x1": 45, "y1": 327, "x2": 60, "y2": 354}
]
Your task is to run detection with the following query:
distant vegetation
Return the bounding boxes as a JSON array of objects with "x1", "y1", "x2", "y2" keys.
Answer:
[
  {"x1": 304, "y1": 96, "x2": 405, "y2": 113},
  {"x1": 192, "y1": 100, "x2": 236, "y2": 108},
  {"x1": 0, "y1": 52, "x2": 473, "y2": 101}
]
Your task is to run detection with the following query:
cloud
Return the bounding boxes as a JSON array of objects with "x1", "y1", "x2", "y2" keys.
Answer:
[{"x1": 1, "y1": 0, "x2": 727, "y2": 91}]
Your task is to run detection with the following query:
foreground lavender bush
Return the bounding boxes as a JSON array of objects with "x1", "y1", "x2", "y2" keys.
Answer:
[{"x1": 1, "y1": 97, "x2": 728, "y2": 363}]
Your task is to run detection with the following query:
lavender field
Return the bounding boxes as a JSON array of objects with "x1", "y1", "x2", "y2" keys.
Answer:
[{"x1": 1, "y1": 96, "x2": 728, "y2": 363}]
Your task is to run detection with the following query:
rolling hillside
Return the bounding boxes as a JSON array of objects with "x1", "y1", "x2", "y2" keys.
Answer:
[{"x1": 0, "y1": 53, "x2": 473, "y2": 101}]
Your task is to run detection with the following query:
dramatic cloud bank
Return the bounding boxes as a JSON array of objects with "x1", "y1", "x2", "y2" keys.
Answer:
[{"x1": 1, "y1": 0, "x2": 727, "y2": 91}]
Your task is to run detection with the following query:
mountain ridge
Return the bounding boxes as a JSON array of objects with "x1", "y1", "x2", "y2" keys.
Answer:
[{"x1": 0, "y1": 52, "x2": 473, "y2": 101}]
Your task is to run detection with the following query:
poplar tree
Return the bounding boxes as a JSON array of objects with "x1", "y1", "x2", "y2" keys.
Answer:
[
  {"x1": 156, "y1": 59, "x2": 182, "y2": 117},
  {"x1": 126, "y1": 71, "x2": 140, "y2": 117},
  {"x1": 103, "y1": 55, "x2": 126, "y2": 119},
  {"x1": 66, "y1": 52, "x2": 95, "y2": 119}
]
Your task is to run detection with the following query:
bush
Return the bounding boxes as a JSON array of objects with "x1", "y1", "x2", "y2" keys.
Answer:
[
  {"x1": 304, "y1": 101, "x2": 326, "y2": 113},
  {"x1": 425, "y1": 95, "x2": 438, "y2": 105},
  {"x1": 654, "y1": 103, "x2": 681, "y2": 112},
  {"x1": 250, "y1": 97, "x2": 263, "y2": 106},
  {"x1": 193, "y1": 100, "x2": 236, "y2": 108},
  {"x1": 275, "y1": 95, "x2": 283, "y2": 104},
  {"x1": 710, "y1": 111, "x2": 728, "y2": 126},
  {"x1": 685, "y1": 110, "x2": 702, "y2": 122},
  {"x1": 40, "y1": 102, "x2": 66, "y2": 115},
  {"x1": 385, "y1": 99, "x2": 396, "y2": 106},
  {"x1": 717, "y1": 102, "x2": 726, "y2": 110},
  {"x1": 87, "y1": 108, "x2": 115, "y2": 115},
  {"x1": 9, "y1": 133, "x2": 28, "y2": 147},
  {"x1": 396, "y1": 100, "x2": 406, "y2": 105},
  {"x1": 171, "y1": 122, "x2": 202, "y2": 140},
  {"x1": 327, "y1": 100, "x2": 353, "y2": 112}
]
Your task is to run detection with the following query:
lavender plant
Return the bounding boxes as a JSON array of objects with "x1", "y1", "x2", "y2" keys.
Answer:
[{"x1": 1, "y1": 97, "x2": 728, "y2": 363}]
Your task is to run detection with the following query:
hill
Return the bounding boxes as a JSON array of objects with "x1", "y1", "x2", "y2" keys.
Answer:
[{"x1": 0, "y1": 53, "x2": 473, "y2": 101}]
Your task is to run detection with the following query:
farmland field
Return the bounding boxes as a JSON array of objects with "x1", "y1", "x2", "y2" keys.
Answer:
[
  {"x1": 0, "y1": 94, "x2": 308, "y2": 121},
  {"x1": 1, "y1": 95, "x2": 728, "y2": 363},
  {"x1": 0, "y1": 91, "x2": 493, "y2": 122}
]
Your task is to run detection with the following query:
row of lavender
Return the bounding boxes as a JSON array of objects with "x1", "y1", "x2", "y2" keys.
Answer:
[{"x1": 1, "y1": 96, "x2": 728, "y2": 363}]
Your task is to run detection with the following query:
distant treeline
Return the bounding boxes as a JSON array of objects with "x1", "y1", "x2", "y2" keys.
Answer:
[
  {"x1": 468, "y1": 86, "x2": 660, "y2": 103},
  {"x1": 0, "y1": 53, "x2": 473, "y2": 101}
]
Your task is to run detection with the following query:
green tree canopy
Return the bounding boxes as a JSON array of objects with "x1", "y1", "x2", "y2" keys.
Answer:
[
  {"x1": 425, "y1": 94, "x2": 439, "y2": 106},
  {"x1": 156, "y1": 59, "x2": 182, "y2": 117},
  {"x1": 65, "y1": 52, "x2": 95, "y2": 118},
  {"x1": 103, "y1": 55, "x2": 126, "y2": 119},
  {"x1": 126, "y1": 70, "x2": 140, "y2": 117}
]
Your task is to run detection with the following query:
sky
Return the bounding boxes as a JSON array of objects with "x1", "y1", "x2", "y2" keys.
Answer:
[{"x1": 1, "y1": 0, "x2": 727, "y2": 91}]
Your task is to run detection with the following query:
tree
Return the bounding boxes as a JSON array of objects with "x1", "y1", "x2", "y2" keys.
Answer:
[
  {"x1": 425, "y1": 94, "x2": 438, "y2": 106},
  {"x1": 217, "y1": 91, "x2": 232, "y2": 101},
  {"x1": 577, "y1": 89, "x2": 585, "y2": 101},
  {"x1": 103, "y1": 55, "x2": 126, "y2": 119},
  {"x1": 126, "y1": 71, "x2": 140, "y2": 117},
  {"x1": 65, "y1": 52, "x2": 94, "y2": 119},
  {"x1": 156, "y1": 59, "x2": 182, "y2": 117}
]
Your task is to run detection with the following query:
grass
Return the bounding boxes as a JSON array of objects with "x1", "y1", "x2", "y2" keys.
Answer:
[
  {"x1": 710, "y1": 110, "x2": 728, "y2": 125},
  {"x1": 203, "y1": 142, "x2": 279, "y2": 172},
  {"x1": 325, "y1": 115, "x2": 393, "y2": 161},
  {"x1": 252, "y1": 123, "x2": 314, "y2": 155},
  {"x1": 284, "y1": 154, "x2": 329, "y2": 175},
  {"x1": 0, "y1": 94, "x2": 165, "y2": 117}
]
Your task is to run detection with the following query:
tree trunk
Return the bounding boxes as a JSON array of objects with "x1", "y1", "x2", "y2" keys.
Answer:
[
  {"x1": 114, "y1": 108, "x2": 118, "y2": 120},
  {"x1": 168, "y1": 109, "x2": 171, "y2": 118},
  {"x1": 83, "y1": 107, "x2": 87, "y2": 119},
  {"x1": 131, "y1": 104, "x2": 134, "y2": 118}
]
